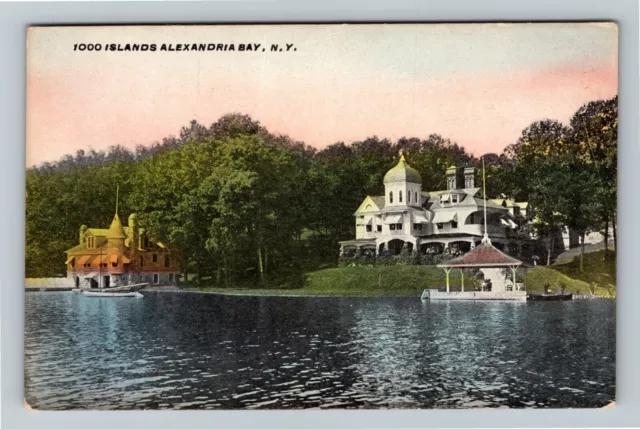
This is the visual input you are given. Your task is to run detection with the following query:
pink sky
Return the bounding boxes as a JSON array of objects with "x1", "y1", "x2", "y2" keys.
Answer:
[{"x1": 26, "y1": 24, "x2": 618, "y2": 167}]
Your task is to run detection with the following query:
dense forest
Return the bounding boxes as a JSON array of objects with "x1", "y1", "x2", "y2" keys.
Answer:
[{"x1": 26, "y1": 95, "x2": 617, "y2": 287}]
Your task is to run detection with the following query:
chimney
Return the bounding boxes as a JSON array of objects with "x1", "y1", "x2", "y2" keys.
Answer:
[
  {"x1": 464, "y1": 167, "x2": 477, "y2": 189},
  {"x1": 446, "y1": 166, "x2": 458, "y2": 190}
]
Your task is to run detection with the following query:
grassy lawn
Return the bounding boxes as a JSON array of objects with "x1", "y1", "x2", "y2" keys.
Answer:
[
  {"x1": 524, "y1": 250, "x2": 616, "y2": 297},
  {"x1": 187, "y1": 250, "x2": 616, "y2": 297},
  {"x1": 189, "y1": 265, "x2": 477, "y2": 296}
]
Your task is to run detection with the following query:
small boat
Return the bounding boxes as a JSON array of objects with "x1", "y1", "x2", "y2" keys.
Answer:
[
  {"x1": 82, "y1": 291, "x2": 143, "y2": 298},
  {"x1": 76, "y1": 283, "x2": 148, "y2": 293},
  {"x1": 527, "y1": 293, "x2": 573, "y2": 301}
]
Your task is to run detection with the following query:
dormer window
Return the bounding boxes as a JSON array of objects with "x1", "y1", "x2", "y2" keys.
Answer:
[
  {"x1": 451, "y1": 194, "x2": 459, "y2": 204},
  {"x1": 440, "y1": 194, "x2": 450, "y2": 204},
  {"x1": 514, "y1": 207, "x2": 520, "y2": 216}
]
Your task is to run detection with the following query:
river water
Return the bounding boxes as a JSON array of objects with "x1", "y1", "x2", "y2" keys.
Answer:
[{"x1": 24, "y1": 291, "x2": 615, "y2": 410}]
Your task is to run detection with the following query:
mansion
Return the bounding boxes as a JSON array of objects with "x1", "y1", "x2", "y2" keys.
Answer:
[
  {"x1": 65, "y1": 208, "x2": 180, "y2": 289},
  {"x1": 339, "y1": 155, "x2": 534, "y2": 259}
]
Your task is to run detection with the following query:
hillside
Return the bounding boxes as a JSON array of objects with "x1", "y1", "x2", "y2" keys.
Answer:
[{"x1": 524, "y1": 250, "x2": 616, "y2": 297}]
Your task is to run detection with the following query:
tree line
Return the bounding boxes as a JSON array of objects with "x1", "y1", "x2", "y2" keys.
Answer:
[{"x1": 26, "y1": 95, "x2": 617, "y2": 285}]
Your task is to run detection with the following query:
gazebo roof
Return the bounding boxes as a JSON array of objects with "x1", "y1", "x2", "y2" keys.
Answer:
[{"x1": 437, "y1": 243, "x2": 522, "y2": 268}]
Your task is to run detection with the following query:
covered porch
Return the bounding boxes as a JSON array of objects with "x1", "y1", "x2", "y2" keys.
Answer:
[{"x1": 339, "y1": 239, "x2": 378, "y2": 258}]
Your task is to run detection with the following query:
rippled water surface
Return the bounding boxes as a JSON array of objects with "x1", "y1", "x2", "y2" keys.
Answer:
[{"x1": 24, "y1": 292, "x2": 615, "y2": 410}]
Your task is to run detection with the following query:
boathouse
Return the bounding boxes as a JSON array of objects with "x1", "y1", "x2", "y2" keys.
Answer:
[{"x1": 64, "y1": 198, "x2": 179, "y2": 289}]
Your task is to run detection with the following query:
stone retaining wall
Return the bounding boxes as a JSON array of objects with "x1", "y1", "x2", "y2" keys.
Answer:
[{"x1": 25, "y1": 278, "x2": 73, "y2": 288}]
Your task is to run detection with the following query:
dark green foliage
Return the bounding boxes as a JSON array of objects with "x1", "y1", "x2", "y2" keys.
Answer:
[{"x1": 26, "y1": 94, "x2": 617, "y2": 287}]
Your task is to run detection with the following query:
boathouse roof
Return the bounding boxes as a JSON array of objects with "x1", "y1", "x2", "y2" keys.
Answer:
[{"x1": 437, "y1": 243, "x2": 522, "y2": 268}]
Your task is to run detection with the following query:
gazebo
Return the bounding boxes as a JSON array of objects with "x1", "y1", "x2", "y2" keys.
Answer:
[{"x1": 437, "y1": 242, "x2": 523, "y2": 292}]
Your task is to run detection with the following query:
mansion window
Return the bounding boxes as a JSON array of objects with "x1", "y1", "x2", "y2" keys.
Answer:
[
  {"x1": 399, "y1": 191, "x2": 403, "y2": 203},
  {"x1": 84, "y1": 263, "x2": 91, "y2": 268},
  {"x1": 112, "y1": 262, "x2": 117, "y2": 268},
  {"x1": 366, "y1": 225, "x2": 372, "y2": 232},
  {"x1": 389, "y1": 223, "x2": 403, "y2": 231},
  {"x1": 100, "y1": 263, "x2": 108, "y2": 268},
  {"x1": 139, "y1": 256, "x2": 144, "y2": 268},
  {"x1": 152, "y1": 254, "x2": 158, "y2": 263},
  {"x1": 514, "y1": 207, "x2": 521, "y2": 216},
  {"x1": 437, "y1": 223, "x2": 444, "y2": 230},
  {"x1": 153, "y1": 273, "x2": 159, "y2": 284},
  {"x1": 415, "y1": 192, "x2": 418, "y2": 204},
  {"x1": 407, "y1": 192, "x2": 411, "y2": 203},
  {"x1": 164, "y1": 255, "x2": 170, "y2": 267},
  {"x1": 413, "y1": 223, "x2": 423, "y2": 230},
  {"x1": 451, "y1": 220, "x2": 458, "y2": 229},
  {"x1": 377, "y1": 225, "x2": 382, "y2": 232},
  {"x1": 389, "y1": 191, "x2": 393, "y2": 203}
]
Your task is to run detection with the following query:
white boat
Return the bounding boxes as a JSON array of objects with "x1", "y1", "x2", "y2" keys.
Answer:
[
  {"x1": 76, "y1": 283, "x2": 148, "y2": 293},
  {"x1": 82, "y1": 290, "x2": 143, "y2": 298}
]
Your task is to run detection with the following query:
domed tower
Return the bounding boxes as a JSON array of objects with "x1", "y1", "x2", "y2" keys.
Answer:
[{"x1": 383, "y1": 154, "x2": 422, "y2": 207}]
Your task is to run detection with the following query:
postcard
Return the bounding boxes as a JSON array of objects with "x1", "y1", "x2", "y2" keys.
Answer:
[{"x1": 25, "y1": 23, "x2": 617, "y2": 410}]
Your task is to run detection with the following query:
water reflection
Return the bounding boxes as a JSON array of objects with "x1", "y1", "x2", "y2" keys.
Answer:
[{"x1": 24, "y1": 292, "x2": 615, "y2": 410}]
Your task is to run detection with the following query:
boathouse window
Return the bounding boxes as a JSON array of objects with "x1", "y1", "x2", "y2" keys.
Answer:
[
  {"x1": 451, "y1": 220, "x2": 458, "y2": 229},
  {"x1": 413, "y1": 223, "x2": 423, "y2": 230},
  {"x1": 377, "y1": 225, "x2": 382, "y2": 232},
  {"x1": 437, "y1": 223, "x2": 444, "y2": 230},
  {"x1": 153, "y1": 273, "x2": 159, "y2": 284},
  {"x1": 389, "y1": 191, "x2": 393, "y2": 203},
  {"x1": 399, "y1": 191, "x2": 403, "y2": 203},
  {"x1": 164, "y1": 255, "x2": 170, "y2": 267},
  {"x1": 152, "y1": 254, "x2": 158, "y2": 263},
  {"x1": 169, "y1": 273, "x2": 174, "y2": 282},
  {"x1": 139, "y1": 256, "x2": 144, "y2": 268},
  {"x1": 366, "y1": 225, "x2": 372, "y2": 232}
]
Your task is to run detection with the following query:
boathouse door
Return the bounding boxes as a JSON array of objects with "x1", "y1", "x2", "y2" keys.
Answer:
[{"x1": 104, "y1": 276, "x2": 110, "y2": 289}]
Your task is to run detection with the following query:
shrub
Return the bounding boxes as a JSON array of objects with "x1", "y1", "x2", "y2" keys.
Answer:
[{"x1": 559, "y1": 281, "x2": 567, "y2": 293}]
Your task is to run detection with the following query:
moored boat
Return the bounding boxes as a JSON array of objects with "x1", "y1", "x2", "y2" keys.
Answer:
[
  {"x1": 76, "y1": 282, "x2": 148, "y2": 293},
  {"x1": 527, "y1": 293, "x2": 573, "y2": 301},
  {"x1": 82, "y1": 290, "x2": 143, "y2": 298}
]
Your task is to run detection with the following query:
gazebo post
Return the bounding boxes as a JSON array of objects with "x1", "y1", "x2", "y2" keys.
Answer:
[
  {"x1": 460, "y1": 269, "x2": 465, "y2": 292},
  {"x1": 443, "y1": 268, "x2": 451, "y2": 292}
]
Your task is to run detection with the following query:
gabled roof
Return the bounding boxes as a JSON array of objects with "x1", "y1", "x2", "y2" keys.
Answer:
[
  {"x1": 437, "y1": 243, "x2": 522, "y2": 268},
  {"x1": 86, "y1": 228, "x2": 108, "y2": 236},
  {"x1": 354, "y1": 195, "x2": 385, "y2": 215}
]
